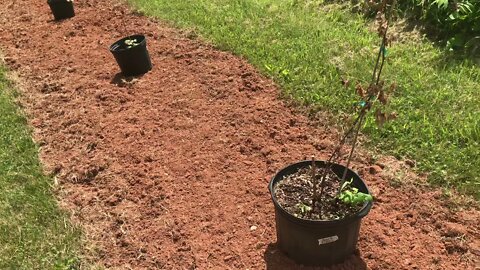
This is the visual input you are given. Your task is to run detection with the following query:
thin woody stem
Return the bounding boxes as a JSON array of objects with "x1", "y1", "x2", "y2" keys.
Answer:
[
  {"x1": 326, "y1": 115, "x2": 360, "y2": 163},
  {"x1": 311, "y1": 156, "x2": 317, "y2": 213},
  {"x1": 338, "y1": 27, "x2": 389, "y2": 185},
  {"x1": 371, "y1": 44, "x2": 383, "y2": 83},
  {"x1": 316, "y1": 112, "x2": 362, "y2": 200},
  {"x1": 376, "y1": 39, "x2": 387, "y2": 84},
  {"x1": 314, "y1": 1, "x2": 393, "y2": 211},
  {"x1": 341, "y1": 112, "x2": 366, "y2": 183},
  {"x1": 339, "y1": 14, "x2": 390, "y2": 186}
]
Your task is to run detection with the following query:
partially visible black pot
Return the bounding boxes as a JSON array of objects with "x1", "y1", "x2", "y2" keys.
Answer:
[
  {"x1": 109, "y1": 34, "x2": 152, "y2": 76},
  {"x1": 269, "y1": 160, "x2": 373, "y2": 266},
  {"x1": 47, "y1": 0, "x2": 75, "y2": 21}
]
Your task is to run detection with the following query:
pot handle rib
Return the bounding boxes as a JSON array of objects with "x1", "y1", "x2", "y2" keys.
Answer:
[{"x1": 356, "y1": 201, "x2": 373, "y2": 218}]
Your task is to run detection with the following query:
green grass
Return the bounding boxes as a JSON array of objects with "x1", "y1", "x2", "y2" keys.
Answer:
[
  {"x1": 0, "y1": 66, "x2": 82, "y2": 269},
  {"x1": 127, "y1": 0, "x2": 479, "y2": 198}
]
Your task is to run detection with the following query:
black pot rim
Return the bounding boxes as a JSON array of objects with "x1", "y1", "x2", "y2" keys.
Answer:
[
  {"x1": 47, "y1": 0, "x2": 73, "y2": 3},
  {"x1": 269, "y1": 160, "x2": 373, "y2": 226},
  {"x1": 109, "y1": 34, "x2": 147, "y2": 53}
]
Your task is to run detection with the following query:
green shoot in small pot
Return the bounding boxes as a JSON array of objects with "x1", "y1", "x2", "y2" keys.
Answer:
[
  {"x1": 124, "y1": 38, "x2": 140, "y2": 49},
  {"x1": 295, "y1": 203, "x2": 312, "y2": 217}
]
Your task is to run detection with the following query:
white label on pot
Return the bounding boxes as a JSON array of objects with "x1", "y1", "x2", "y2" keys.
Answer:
[{"x1": 318, "y1": 235, "x2": 339, "y2": 245}]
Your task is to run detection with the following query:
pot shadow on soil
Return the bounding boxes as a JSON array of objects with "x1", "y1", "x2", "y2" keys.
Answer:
[
  {"x1": 110, "y1": 72, "x2": 145, "y2": 87},
  {"x1": 264, "y1": 243, "x2": 368, "y2": 270},
  {"x1": 46, "y1": 18, "x2": 74, "y2": 24}
]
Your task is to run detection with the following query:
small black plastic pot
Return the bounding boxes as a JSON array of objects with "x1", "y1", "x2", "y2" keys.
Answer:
[
  {"x1": 109, "y1": 34, "x2": 152, "y2": 76},
  {"x1": 269, "y1": 160, "x2": 373, "y2": 266},
  {"x1": 47, "y1": 0, "x2": 75, "y2": 21}
]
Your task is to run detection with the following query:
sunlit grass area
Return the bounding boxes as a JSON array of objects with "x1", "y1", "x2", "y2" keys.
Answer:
[
  {"x1": 128, "y1": 0, "x2": 479, "y2": 198},
  {"x1": 0, "y1": 66, "x2": 82, "y2": 269}
]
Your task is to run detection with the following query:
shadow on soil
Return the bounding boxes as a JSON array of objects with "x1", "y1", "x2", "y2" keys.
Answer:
[
  {"x1": 110, "y1": 72, "x2": 145, "y2": 87},
  {"x1": 264, "y1": 243, "x2": 368, "y2": 270},
  {"x1": 46, "y1": 18, "x2": 73, "y2": 24}
]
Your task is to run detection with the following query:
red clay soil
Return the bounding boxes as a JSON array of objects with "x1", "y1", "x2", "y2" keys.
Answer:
[{"x1": 0, "y1": 0, "x2": 479, "y2": 269}]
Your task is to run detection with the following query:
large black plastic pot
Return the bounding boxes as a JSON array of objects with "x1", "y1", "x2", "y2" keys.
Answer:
[
  {"x1": 109, "y1": 34, "x2": 152, "y2": 76},
  {"x1": 47, "y1": 0, "x2": 75, "y2": 21},
  {"x1": 269, "y1": 160, "x2": 373, "y2": 266}
]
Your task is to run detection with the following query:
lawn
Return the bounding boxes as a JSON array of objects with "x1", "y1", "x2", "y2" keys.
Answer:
[
  {"x1": 127, "y1": 0, "x2": 480, "y2": 198},
  {"x1": 0, "y1": 66, "x2": 82, "y2": 269}
]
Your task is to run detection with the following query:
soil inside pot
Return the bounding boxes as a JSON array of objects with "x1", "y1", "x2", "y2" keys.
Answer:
[
  {"x1": 111, "y1": 38, "x2": 143, "y2": 51},
  {"x1": 274, "y1": 165, "x2": 364, "y2": 221}
]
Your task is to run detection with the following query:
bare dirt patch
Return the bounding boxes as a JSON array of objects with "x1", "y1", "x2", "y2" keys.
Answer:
[{"x1": 0, "y1": 0, "x2": 479, "y2": 269}]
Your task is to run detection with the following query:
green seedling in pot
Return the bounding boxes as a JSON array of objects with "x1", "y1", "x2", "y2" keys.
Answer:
[
  {"x1": 296, "y1": 203, "x2": 312, "y2": 216},
  {"x1": 338, "y1": 180, "x2": 373, "y2": 206},
  {"x1": 124, "y1": 38, "x2": 140, "y2": 49},
  {"x1": 292, "y1": 203, "x2": 313, "y2": 218}
]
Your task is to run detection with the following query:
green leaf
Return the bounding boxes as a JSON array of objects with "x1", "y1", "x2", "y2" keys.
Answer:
[
  {"x1": 296, "y1": 203, "x2": 312, "y2": 214},
  {"x1": 338, "y1": 180, "x2": 373, "y2": 206},
  {"x1": 434, "y1": 0, "x2": 449, "y2": 9}
]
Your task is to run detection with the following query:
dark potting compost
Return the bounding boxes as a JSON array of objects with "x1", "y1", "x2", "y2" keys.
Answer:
[{"x1": 274, "y1": 165, "x2": 363, "y2": 221}]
